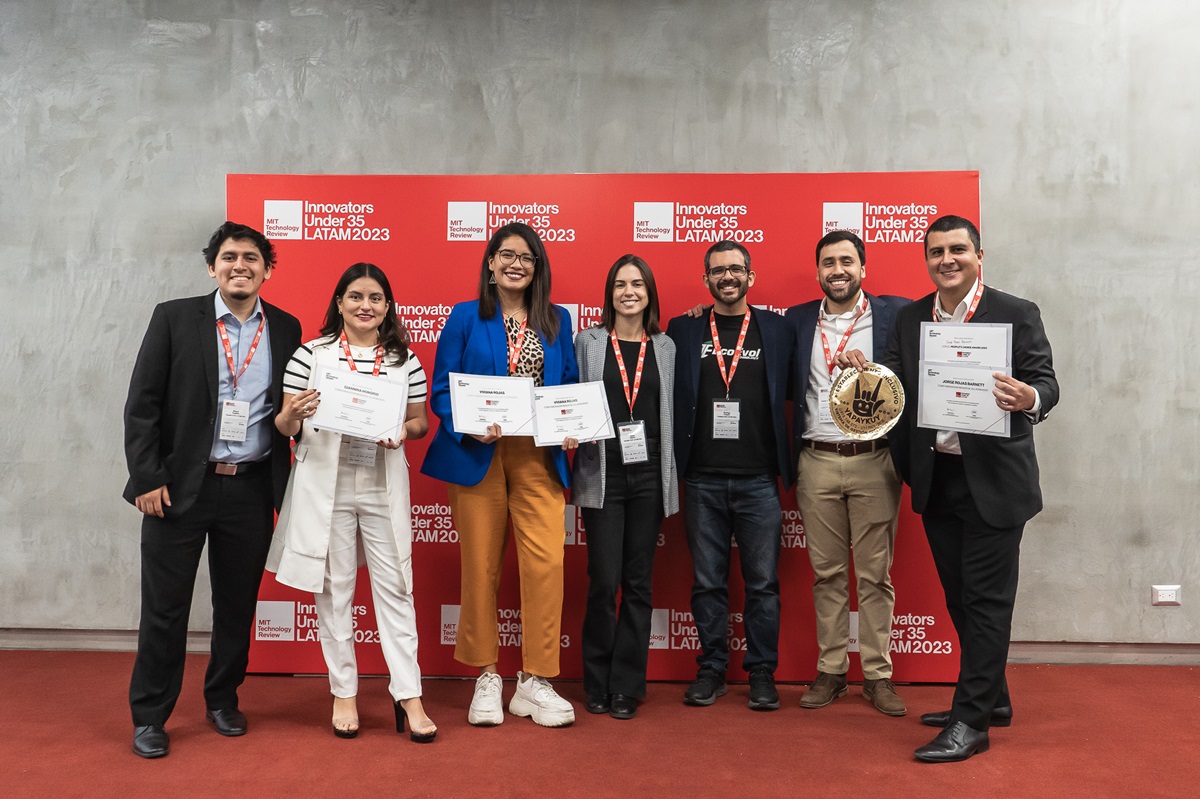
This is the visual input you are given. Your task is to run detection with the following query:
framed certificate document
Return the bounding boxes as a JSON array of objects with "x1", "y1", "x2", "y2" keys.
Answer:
[
  {"x1": 917, "y1": 362, "x2": 1011, "y2": 437},
  {"x1": 448, "y1": 373, "x2": 537, "y2": 436},
  {"x1": 309, "y1": 367, "x2": 407, "y2": 440},
  {"x1": 920, "y1": 321, "x2": 1011, "y2": 368},
  {"x1": 531, "y1": 382, "x2": 615, "y2": 447}
]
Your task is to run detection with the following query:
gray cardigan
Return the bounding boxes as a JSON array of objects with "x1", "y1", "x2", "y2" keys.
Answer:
[{"x1": 569, "y1": 326, "x2": 679, "y2": 516}]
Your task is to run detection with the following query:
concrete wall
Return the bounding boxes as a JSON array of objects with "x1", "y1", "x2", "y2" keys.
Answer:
[{"x1": 2, "y1": 0, "x2": 1196, "y2": 643}]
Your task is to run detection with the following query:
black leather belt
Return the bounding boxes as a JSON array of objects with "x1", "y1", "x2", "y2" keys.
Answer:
[
  {"x1": 206, "y1": 460, "x2": 265, "y2": 476},
  {"x1": 803, "y1": 439, "x2": 889, "y2": 457}
]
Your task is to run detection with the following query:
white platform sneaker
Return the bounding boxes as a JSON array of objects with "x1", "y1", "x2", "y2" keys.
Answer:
[
  {"x1": 467, "y1": 671, "x2": 504, "y2": 726},
  {"x1": 508, "y1": 671, "x2": 575, "y2": 727}
]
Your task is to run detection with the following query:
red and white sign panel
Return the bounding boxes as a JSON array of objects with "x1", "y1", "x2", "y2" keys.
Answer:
[{"x1": 234, "y1": 172, "x2": 978, "y2": 683}]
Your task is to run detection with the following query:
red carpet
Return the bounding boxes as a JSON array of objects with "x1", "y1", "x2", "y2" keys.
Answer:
[{"x1": 3, "y1": 651, "x2": 1197, "y2": 798}]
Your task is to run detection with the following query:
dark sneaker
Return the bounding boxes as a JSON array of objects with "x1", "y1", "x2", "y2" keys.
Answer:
[
  {"x1": 747, "y1": 667, "x2": 780, "y2": 711},
  {"x1": 799, "y1": 671, "x2": 848, "y2": 708},
  {"x1": 683, "y1": 668, "x2": 727, "y2": 706}
]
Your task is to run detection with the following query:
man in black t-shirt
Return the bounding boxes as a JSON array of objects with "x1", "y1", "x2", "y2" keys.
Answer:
[{"x1": 666, "y1": 240, "x2": 795, "y2": 711}]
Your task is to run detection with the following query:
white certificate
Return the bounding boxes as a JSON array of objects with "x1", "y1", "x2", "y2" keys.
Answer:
[
  {"x1": 310, "y1": 367, "x2": 407, "y2": 440},
  {"x1": 531, "y1": 382, "x2": 615, "y2": 447},
  {"x1": 917, "y1": 361, "x2": 1011, "y2": 437},
  {"x1": 920, "y1": 322, "x2": 1011, "y2": 369},
  {"x1": 448, "y1": 373, "x2": 536, "y2": 436}
]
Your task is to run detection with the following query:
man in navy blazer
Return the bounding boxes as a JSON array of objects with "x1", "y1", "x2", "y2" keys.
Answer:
[
  {"x1": 666, "y1": 240, "x2": 794, "y2": 712},
  {"x1": 786, "y1": 230, "x2": 911, "y2": 717},
  {"x1": 862, "y1": 215, "x2": 1058, "y2": 762},
  {"x1": 123, "y1": 222, "x2": 301, "y2": 758}
]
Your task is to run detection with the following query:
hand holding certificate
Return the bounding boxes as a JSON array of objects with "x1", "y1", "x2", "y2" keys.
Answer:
[
  {"x1": 448, "y1": 373, "x2": 536, "y2": 437},
  {"x1": 531, "y1": 383, "x2": 615, "y2": 447},
  {"x1": 309, "y1": 366, "x2": 408, "y2": 441},
  {"x1": 918, "y1": 322, "x2": 1013, "y2": 437}
]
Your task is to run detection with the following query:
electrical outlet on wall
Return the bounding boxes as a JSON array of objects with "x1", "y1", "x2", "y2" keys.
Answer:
[{"x1": 1151, "y1": 585, "x2": 1182, "y2": 606}]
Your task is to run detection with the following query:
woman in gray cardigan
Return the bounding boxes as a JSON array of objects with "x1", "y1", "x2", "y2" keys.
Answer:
[{"x1": 571, "y1": 254, "x2": 678, "y2": 720}]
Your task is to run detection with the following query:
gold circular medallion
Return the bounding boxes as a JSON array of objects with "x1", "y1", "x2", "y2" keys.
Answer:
[{"x1": 829, "y1": 362, "x2": 905, "y2": 440}]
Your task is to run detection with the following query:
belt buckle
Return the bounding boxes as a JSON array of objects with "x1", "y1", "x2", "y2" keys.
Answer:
[
  {"x1": 214, "y1": 462, "x2": 238, "y2": 476},
  {"x1": 836, "y1": 441, "x2": 857, "y2": 457}
]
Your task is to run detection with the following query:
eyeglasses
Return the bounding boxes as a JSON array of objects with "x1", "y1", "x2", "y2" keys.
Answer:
[
  {"x1": 706, "y1": 264, "x2": 748, "y2": 278},
  {"x1": 494, "y1": 249, "x2": 537, "y2": 269}
]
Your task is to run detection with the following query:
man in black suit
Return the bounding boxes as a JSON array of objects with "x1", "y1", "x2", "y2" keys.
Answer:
[
  {"x1": 667, "y1": 240, "x2": 795, "y2": 712},
  {"x1": 843, "y1": 215, "x2": 1057, "y2": 762},
  {"x1": 123, "y1": 222, "x2": 301, "y2": 758},
  {"x1": 786, "y1": 230, "x2": 911, "y2": 716}
]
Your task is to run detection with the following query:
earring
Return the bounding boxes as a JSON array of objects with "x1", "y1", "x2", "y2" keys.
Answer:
[{"x1": 489, "y1": 271, "x2": 497, "y2": 284}]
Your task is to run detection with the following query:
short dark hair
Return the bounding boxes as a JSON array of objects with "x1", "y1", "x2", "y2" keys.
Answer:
[
  {"x1": 924, "y1": 215, "x2": 981, "y2": 253},
  {"x1": 703, "y1": 240, "x2": 751, "y2": 273},
  {"x1": 476, "y1": 222, "x2": 560, "y2": 342},
  {"x1": 600, "y1": 254, "x2": 662, "y2": 335},
  {"x1": 202, "y1": 221, "x2": 276, "y2": 268},
  {"x1": 319, "y1": 262, "x2": 410, "y2": 365},
  {"x1": 815, "y1": 229, "x2": 866, "y2": 266}
]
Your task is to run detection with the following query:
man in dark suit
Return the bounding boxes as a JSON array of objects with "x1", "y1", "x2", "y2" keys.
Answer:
[
  {"x1": 848, "y1": 215, "x2": 1058, "y2": 762},
  {"x1": 786, "y1": 230, "x2": 911, "y2": 716},
  {"x1": 666, "y1": 240, "x2": 794, "y2": 712},
  {"x1": 123, "y1": 221, "x2": 301, "y2": 758}
]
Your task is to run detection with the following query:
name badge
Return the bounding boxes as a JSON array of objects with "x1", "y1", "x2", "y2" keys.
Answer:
[
  {"x1": 219, "y1": 400, "x2": 250, "y2": 442},
  {"x1": 712, "y1": 399, "x2": 740, "y2": 440},
  {"x1": 347, "y1": 437, "x2": 378, "y2": 467},
  {"x1": 818, "y1": 387, "x2": 834, "y2": 425},
  {"x1": 618, "y1": 420, "x2": 649, "y2": 464}
]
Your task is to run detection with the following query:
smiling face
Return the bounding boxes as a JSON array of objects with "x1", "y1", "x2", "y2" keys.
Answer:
[
  {"x1": 208, "y1": 237, "x2": 271, "y2": 303},
  {"x1": 816, "y1": 239, "x2": 865, "y2": 312},
  {"x1": 337, "y1": 277, "x2": 388, "y2": 342},
  {"x1": 925, "y1": 228, "x2": 983, "y2": 306},
  {"x1": 488, "y1": 235, "x2": 536, "y2": 296},
  {"x1": 703, "y1": 248, "x2": 754, "y2": 311},
  {"x1": 611, "y1": 263, "x2": 649, "y2": 325}
]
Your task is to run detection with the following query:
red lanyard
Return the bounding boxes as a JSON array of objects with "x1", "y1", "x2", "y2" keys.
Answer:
[
  {"x1": 339, "y1": 330, "x2": 384, "y2": 376},
  {"x1": 819, "y1": 294, "x2": 868, "y2": 375},
  {"x1": 507, "y1": 317, "x2": 529, "y2": 375},
  {"x1": 216, "y1": 315, "x2": 265, "y2": 398},
  {"x1": 708, "y1": 309, "x2": 751, "y2": 398},
  {"x1": 610, "y1": 330, "x2": 648, "y2": 420},
  {"x1": 933, "y1": 279, "x2": 984, "y2": 323}
]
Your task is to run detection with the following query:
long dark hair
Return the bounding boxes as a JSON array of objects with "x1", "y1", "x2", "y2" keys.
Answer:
[
  {"x1": 319, "y1": 263, "x2": 410, "y2": 364},
  {"x1": 476, "y1": 222, "x2": 560, "y2": 342},
  {"x1": 600, "y1": 254, "x2": 661, "y2": 335}
]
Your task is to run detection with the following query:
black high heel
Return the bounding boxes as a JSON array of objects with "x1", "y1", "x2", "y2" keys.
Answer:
[{"x1": 394, "y1": 700, "x2": 437, "y2": 743}]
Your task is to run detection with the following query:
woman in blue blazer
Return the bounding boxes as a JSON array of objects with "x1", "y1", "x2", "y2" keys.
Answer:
[{"x1": 421, "y1": 222, "x2": 579, "y2": 728}]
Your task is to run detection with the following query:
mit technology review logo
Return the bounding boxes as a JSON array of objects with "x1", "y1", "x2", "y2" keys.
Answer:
[
  {"x1": 263, "y1": 200, "x2": 303, "y2": 240},
  {"x1": 822, "y1": 202, "x2": 864, "y2": 236},
  {"x1": 633, "y1": 202, "x2": 674, "y2": 242},
  {"x1": 447, "y1": 202, "x2": 487, "y2": 241},
  {"x1": 255, "y1": 601, "x2": 296, "y2": 641},
  {"x1": 440, "y1": 604, "x2": 461, "y2": 645}
]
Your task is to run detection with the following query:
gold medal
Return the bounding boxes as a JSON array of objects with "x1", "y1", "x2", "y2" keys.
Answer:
[{"x1": 829, "y1": 362, "x2": 905, "y2": 440}]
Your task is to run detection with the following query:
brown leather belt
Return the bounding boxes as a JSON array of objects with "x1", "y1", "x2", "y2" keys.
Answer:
[
  {"x1": 206, "y1": 460, "x2": 264, "y2": 476},
  {"x1": 803, "y1": 439, "x2": 889, "y2": 457}
]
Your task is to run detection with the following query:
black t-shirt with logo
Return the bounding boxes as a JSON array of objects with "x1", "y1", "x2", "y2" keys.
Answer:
[{"x1": 689, "y1": 311, "x2": 777, "y2": 477}]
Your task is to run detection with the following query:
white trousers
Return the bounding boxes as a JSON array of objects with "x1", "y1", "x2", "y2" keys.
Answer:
[{"x1": 315, "y1": 453, "x2": 421, "y2": 701}]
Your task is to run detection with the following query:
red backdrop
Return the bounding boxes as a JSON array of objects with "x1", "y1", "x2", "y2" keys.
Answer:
[{"x1": 232, "y1": 172, "x2": 978, "y2": 683}]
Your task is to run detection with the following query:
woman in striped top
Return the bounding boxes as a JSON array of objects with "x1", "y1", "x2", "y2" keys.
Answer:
[{"x1": 266, "y1": 262, "x2": 436, "y2": 742}]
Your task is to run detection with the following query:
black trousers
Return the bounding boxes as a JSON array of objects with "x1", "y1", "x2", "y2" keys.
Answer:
[
  {"x1": 129, "y1": 469, "x2": 274, "y2": 726},
  {"x1": 580, "y1": 457, "x2": 663, "y2": 699},
  {"x1": 922, "y1": 454, "x2": 1022, "y2": 731}
]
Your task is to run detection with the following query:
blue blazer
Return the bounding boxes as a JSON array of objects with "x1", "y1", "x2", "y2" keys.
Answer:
[
  {"x1": 785, "y1": 291, "x2": 910, "y2": 457},
  {"x1": 421, "y1": 300, "x2": 579, "y2": 488},
  {"x1": 665, "y1": 305, "x2": 796, "y2": 487}
]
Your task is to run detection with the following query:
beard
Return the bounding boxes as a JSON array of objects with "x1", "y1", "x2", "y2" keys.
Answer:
[
  {"x1": 708, "y1": 278, "x2": 748, "y2": 307},
  {"x1": 821, "y1": 276, "x2": 861, "y2": 305}
]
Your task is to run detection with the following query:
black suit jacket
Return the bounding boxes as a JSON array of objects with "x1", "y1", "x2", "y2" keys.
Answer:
[
  {"x1": 883, "y1": 287, "x2": 1058, "y2": 529},
  {"x1": 666, "y1": 305, "x2": 796, "y2": 487},
  {"x1": 123, "y1": 291, "x2": 302, "y2": 516},
  {"x1": 785, "y1": 291, "x2": 911, "y2": 456}
]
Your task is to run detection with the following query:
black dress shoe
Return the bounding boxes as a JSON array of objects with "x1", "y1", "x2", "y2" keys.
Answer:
[
  {"x1": 585, "y1": 694, "x2": 611, "y2": 714},
  {"x1": 919, "y1": 705, "x2": 1013, "y2": 728},
  {"x1": 133, "y1": 724, "x2": 169, "y2": 758},
  {"x1": 609, "y1": 694, "x2": 637, "y2": 720},
  {"x1": 206, "y1": 707, "x2": 248, "y2": 737},
  {"x1": 914, "y1": 721, "x2": 989, "y2": 762}
]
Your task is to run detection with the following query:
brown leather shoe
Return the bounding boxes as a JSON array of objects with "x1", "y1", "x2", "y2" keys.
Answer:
[
  {"x1": 862, "y1": 678, "x2": 907, "y2": 716},
  {"x1": 799, "y1": 672, "x2": 848, "y2": 708}
]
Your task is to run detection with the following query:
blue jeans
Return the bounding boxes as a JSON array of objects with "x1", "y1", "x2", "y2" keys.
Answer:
[{"x1": 683, "y1": 474, "x2": 782, "y2": 674}]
